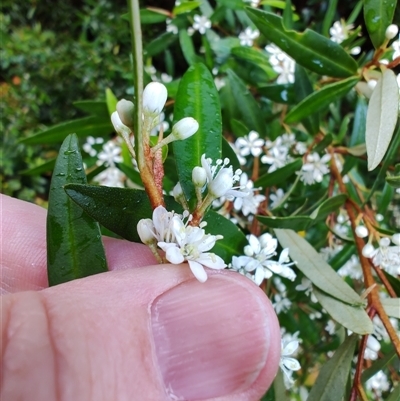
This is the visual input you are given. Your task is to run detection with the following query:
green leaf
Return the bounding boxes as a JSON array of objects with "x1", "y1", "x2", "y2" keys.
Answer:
[
  {"x1": 179, "y1": 29, "x2": 199, "y2": 66},
  {"x1": 313, "y1": 133, "x2": 333, "y2": 153},
  {"x1": 105, "y1": 88, "x2": 118, "y2": 116},
  {"x1": 145, "y1": 32, "x2": 178, "y2": 57},
  {"x1": 307, "y1": 334, "x2": 358, "y2": 401},
  {"x1": 364, "y1": 0, "x2": 397, "y2": 49},
  {"x1": 73, "y1": 100, "x2": 108, "y2": 116},
  {"x1": 380, "y1": 297, "x2": 400, "y2": 318},
  {"x1": 293, "y1": 66, "x2": 319, "y2": 135},
  {"x1": 246, "y1": 8, "x2": 358, "y2": 77},
  {"x1": 386, "y1": 384, "x2": 400, "y2": 401},
  {"x1": 309, "y1": 194, "x2": 347, "y2": 220},
  {"x1": 285, "y1": 77, "x2": 360, "y2": 123},
  {"x1": 350, "y1": 96, "x2": 367, "y2": 146},
  {"x1": 19, "y1": 116, "x2": 113, "y2": 145},
  {"x1": 64, "y1": 185, "x2": 181, "y2": 242},
  {"x1": 313, "y1": 287, "x2": 373, "y2": 334},
  {"x1": 275, "y1": 229, "x2": 364, "y2": 305},
  {"x1": 203, "y1": 211, "x2": 247, "y2": 261},
  {"x1": 231, "y1": 46, "x2": 275, "y2": 76},
  {"x1": 47, "y1": 134, "x2": 108, "y2": 286},
  {"x1": 273, "y1": 371, "x2": 290, "y2": 401},
  {"x1": 230, "y1": 119, "x2": 250, "y2": 137},
  {"x1": 173, "y1": 1, "x2": 202, "y2": 14},
  {"x1": 366, "y1": 69, "x2": 400, "y2": 171},
  {"x1": 383, "y1": 271, "x2": 400, "y2": 296},
  {"x1": 255, "y1": 159, "x2": 302, "y2": 188},
  {"x1": 140, "y1": 8, "x2": 168, "y2": 24},
  {"x1": 361, "y1": 349, "x2": 396, "y2": 383},
  {"x1": 258, "y1": 215, "x2": 312, "y2": 230},
  {"x1": 282, "y1": 0, "x2": 293, "y2": 29},
  {"x1": 226, "y1": 69, "x2": 266, "y2": 135},
  {"x1": 115, "y1": 163, "x2": 143, "y2": 186},
  {"x1": 257, "y1": 83, "x2": 296, "y2": 104},
  {"x1": 222, "y1": 136, "x2": 241, "y2": 172},
  {"x1": 20, "y1": 158, "x2": 56, "y2": 176},
  {"x1": 173, "y1": 63, "x2": 222, "y2": 202},
  {"x1": 322, "y1": 0, "x2": 338, "y2": 37}
]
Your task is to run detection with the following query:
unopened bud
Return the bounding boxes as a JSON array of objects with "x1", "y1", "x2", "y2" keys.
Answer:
[
  {"x1": 111, "y1": 111, "x2": 131, "y2": 137},
  {"x1": 172, "y1": 182, "x2": 183, "y2": 199},
  {"x1": 208, "y1": 168, "x2": 233, "y2": 198},
  {"x1": 392, "y1": 233, "x2": 400, "y2": 246},
  {"x1": 142, "y1": 82, "x2": 168, "y2": 116},
  {"x1": 366, "y1": 336, "x2": 381, "y2": 352},
  {"x1": 355, "y1": 225, "x2": 369, "y2": 238},
  {"x1": 116, "y1": 99, "x2": 134, "y2": 127},
  {"x1": 171, "y1": 117, "x2": 199, "y2": 140},
  {"x1": 385, "y1": 24, "x2": 399, "y2": 40},
  {"x1": 192, "y1": 166, "x2": 207, "y2": 187},
  {"x1": 137, "y1": 219, "x2": 156, "y2": 244},
  {"x1": 362, "y1": 243, "x2": 375, "y2": 258}
]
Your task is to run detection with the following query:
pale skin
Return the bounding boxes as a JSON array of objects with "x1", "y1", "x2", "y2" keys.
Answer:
[{"x1": 1, "y1": 194, "x2": 281, "y2": 401}]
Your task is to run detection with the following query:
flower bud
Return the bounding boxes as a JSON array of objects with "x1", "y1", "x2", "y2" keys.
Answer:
[
  {"x1": 137, "y1": 219, "x2": 156, "y2": 244},
  {"x1": 192, "y1": 166, "x2": 207, "y2": 187},
  {"x1": 208, "y1": 168, "x2": 233, "y2": 198},
  {"x1": 392, "y1": 233, "x2": 400, "y2": 246},
  {"x1": 355, "y1": 225, "x2": 369, "y2": 238},
  {"x1": 362, "y1": 243, "x2": 375, "y2": 258},
  {"x1": 171, "y1": 117, "x2": 199, "y2": 140},
  {"x1": 142, "y1": 82, "x2": 168, "y2": 116},
  {"x1": 385, "y1": 24, "x2": 399, "y2": 40},
  {"x1": 116, "y1": 99, "x2": 134, "y2": 127},
  {"x1": 111, "y1": 111, "x2": 131, "y2": 137},
  {"x1": 366, "y1": 336, "x2": 381, "y2": 353}
]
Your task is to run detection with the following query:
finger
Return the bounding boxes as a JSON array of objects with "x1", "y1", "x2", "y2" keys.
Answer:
[
  {"x1": 0, "y1": 194, "x2": 157, "y2": 293},
  {"x1": 1, "y1": 267, "x2": 281, "y2": 401}
]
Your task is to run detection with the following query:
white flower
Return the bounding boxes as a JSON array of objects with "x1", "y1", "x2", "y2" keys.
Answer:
[
  {"x1": 329, "y1": 21, "x2": 360, "y2": 55},
  {"x1": 96, "y1": 140, "x2": 123, "y2": 167},
  {"x1": 295, "y1": 277, "x2": 317, "y2": 302},
  {"x1": 265, "y1": 44, "x2": 295, "y2": 84},
  {"x1": 158, "y1": 216, "x2": 226, "y2": 283},
  {"x1": 270, "y1": 188, "x2": 285, "y2": 209},
  {"x1": 93, "y1": 166, "x2": 125, "y2": 187},
  {"x1": 238, "y1": 27, "x2": 259, "y2": 46},
  {"x1": 297, "y1": 153, "x2": 331, "y2": 185},
  {"x1": 83, "y1": 136, "x2": 104, "y2": 157},
  {"x1": 233, "y1": 173, "x2": 266, "y2": 216},
  {"x1": 392, "y1": 35, "x2": 400, "y2": 59},
  {"x1": 233, "y1": 233, "x2": 296, "y2": 285},
  {"x1": 364, "y1": 335, "x2": 381, "y2": 360},
  {"x1": 234, "y1": 130, "x2": 265, "y2": 157},
  {"x1": 261, "y1": 135, "x2": 293, "y2": 172},
  {"x1": 192, "y1": 15, "x2": 211, "y2": 35},
  {"x1": 337, "y1": 254, "x2": 363, "y2": 279},
  {"x1": 280, "y1": 336, "x2": 301, "y2": 387},
  {"x1": 142, "y1": 82, "x2": 168, "y2": 116},
  {"x1": 325, "y1": 320, "x2": 336, "y2": 335},
  {"x1": 201, "y1": 154, "x2": 245, "y2": 199},
  {"x1": 366, "y1": 370, "x2": 390, "y2": 397},
  {"x1": 166, "y1": 18, "x2": 178, "y2": 35},
  {"x1": 273, "y1": 293, "x2": 292, "y2": 314},
  {"x1": 369, "y1": 237, "x2": 400, "y2": 275}
]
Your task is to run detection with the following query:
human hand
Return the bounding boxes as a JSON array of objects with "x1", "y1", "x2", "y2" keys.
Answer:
[{"x1": 1, "y1": 194, "x2": 280, "y2": 401}]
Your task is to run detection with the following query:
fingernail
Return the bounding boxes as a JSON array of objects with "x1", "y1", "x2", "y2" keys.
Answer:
[{"x1": 151, "y1": 275, "x2": 276, "y2": 400}]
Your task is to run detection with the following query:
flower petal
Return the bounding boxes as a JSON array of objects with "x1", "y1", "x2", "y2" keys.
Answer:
[{"x1": 188, "y1": 260, "x2": 208, "y2": 283}]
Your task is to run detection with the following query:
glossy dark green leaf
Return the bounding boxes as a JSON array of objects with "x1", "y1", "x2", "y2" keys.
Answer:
[
  {"x1": 258, "y1": 215, "x2": 312, "y2": 230},
  {"x1": 313, "y1": 287, "x2": 373, "y2": 334},
  {"x1": 115, "y1": 163, "x2": 143, "y2": 186},
  {"x1": 257, "y1": 83, "x2": 296, "y2": 104},
  {"x1": 350, "y1": 96, "x2": 367, "y2": 146},
  {"x1": 255, "y1": 159, "x2": 302, "y2": 188},
  {"x1": 64, "y1": 185, "x2": 181, "y2": 242},
  {"x1": 322, "y1": 0, "x2": 338, "y2": 36},
  {"x1": 364, "y1": 0, "x2": 397, "y2": 48},
  {"x1": 145, "y1": 32, "x2": 178, "y2": 57},
  {"x1": 246, "y1": 8, "x2": 358, "y2": 77},
  {"x1": 231, "y1": 46, "x2": 275, "y2": 76},
  {"x1": 226, "y1": 69, "x2": 265, "y2": 135},
  {"x1": 293, "y1": 66, "x2": 319, "y2": 135},
  {"x1": 313, "y1": 134, "x2": 333, "y2": 153},
  {"x1": 73, "y1": 100, "x2": 108, "y2": 116},
  {"x1": 221, "y1": 136, "x2": 241, "y2": 172},
  {"x1": 285, "y1": 77, "x2": 360, "y2": 123},
  {"x1": 203, "y1": 210, "x2": 247, "y2": 260},
  {"x1": 230, "y1": 119, "x2": 250, "y2": 137},
  {"x1": 173, "y1": 63, "x2": 222, "y2": 202},
  {"x1": 307, "y1": 334, "x2": 358, "y2": 401},
  {"x1": 47, "y1": 134, "x2": 108, "y2": 286},
  {"x1": 275, "y1": 229, "x2": 364, "y2": 305},
  {"x1": 309, "y1": 194, "x2": 347, "y2": 220},
  {"x1": 20, "y1": 158, "x2": 56, "y2": 176},
  {"x1": 20, "y1": 116, "x2": 113, "y2": 145},
  {"x1": 283, "y1": 0, "x2": 293, "y2": 29}
]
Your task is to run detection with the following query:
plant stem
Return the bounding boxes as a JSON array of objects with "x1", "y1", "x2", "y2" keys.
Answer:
[{"x1": 127, "y1": 0, "x2": 164, "y2": 208}]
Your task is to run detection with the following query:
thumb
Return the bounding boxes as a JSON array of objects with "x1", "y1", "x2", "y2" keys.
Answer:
[{"x1": 1, "y1": 266, "x2": 281, "y2": 401}]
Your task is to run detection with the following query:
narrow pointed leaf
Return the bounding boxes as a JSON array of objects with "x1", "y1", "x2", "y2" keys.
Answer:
[
  {"x1": 47, "y1": 134, "x2": 108, "y2": 286},
  {"x1": 313, "y1": 287, "x2": 373, "y2": 334},
  {"x1": 258, "y1": 215, "x2": 312, "y2": 230},
  {"x1": 255, "y1": 159, "x2": 302, "y2": 188},
  {"x1": 73, "y1": 100, "x2": 108, "y2": 116},
  {"x1": 19, "y1": 116, "x2": 113, "y2": 145},
  {"x1": 307, "y1": 334, "x2": 358, "y2": 401},
  {"x1": 275, "y1": 229, "x2": 364, "y2": 305},
  {"x1": 64, "y1": 185, "x2": 181, "y2": 242},
  {"x1": 361, "y1": 349, "x2": 396, "y2": 383},
  {"x1": 364, "y1": 0, "x2": 397, "y2": 49},
  {"x1": 246, "y1": 8, "x2": 358, "y2": 77},
  {"x1": 366, "y1": 69, "x2": 399, "y2": 171},
  {"x1": 173, "y1": 63, "x2": 222, "y2": 202},
  {"x1": 20, "y1": 158, "x2": 56, "y2": 176},
  {"x1": 257, "y1": 83, "x2": 296, "y2": 104},
  {"x1": 285, "y1": 77, "x2": 360, "y2": 123}
]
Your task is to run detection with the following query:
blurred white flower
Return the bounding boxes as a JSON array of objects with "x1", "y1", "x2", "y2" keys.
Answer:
[
  {"x1": 297, "y1": 153, "x2": 331, "y2": 185},
  {"x1": 295, "y1": 277, "x2": 318, "y2": 302},
  {"x1": 329, "y1": 20, "x2": 361, "y2": 55},
  {"x1": 235, "y1": 130, "x2": 265, "y2": 157},
  {"x1": 366, "y1": 370, "x2": 390, "y2": 398},
  {"x1": 270, "y1": 188, "x2": 286, "y2": 209},
  {"x1": 96, "y1": 140, "x2": 123, "y2": 167},
  {"x1": 364, "y1": 335, "x2": 381, "y2": 360},
  {"x1": 369, "y1": 236, "x2": 400, "y2": 275},
  {"x1": 93, "y1": 166, "x2": 125, "y2": 188},
  {"x1": 238, "y1": 27, "x2": 259, "y2": 46},
  {"x1": 280, "y1": 335, "x2": 301, "y2": 386},
  {"x1": 265, "y1": 44, "x2": 296, "y2": 84},
  {"x1": 233, "y1": 173, "x2": 266, "y2": 216},
  {"x1": 391, "y1": 35, "x2": 400, "y2": 59},
  {"x1": 273, "y1": 293, "x2": 292, "y2": 314},
  {"x1": 192, "y1": 15, "x2": 211, "y2": 35},
  {"x1": 166, "y1": 18, "x2": 178, "y2": 35},
  {"x1": 83, "y1": 136, "x2": 104, "y2": 157}
]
